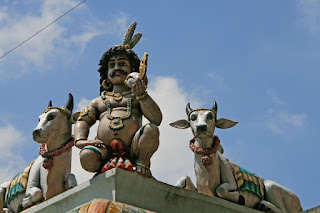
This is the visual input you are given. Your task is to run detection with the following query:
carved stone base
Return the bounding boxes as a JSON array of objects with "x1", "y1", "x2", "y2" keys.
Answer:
[{"x1": 23, "y1": 169, "x2": 270, "y2": 213}]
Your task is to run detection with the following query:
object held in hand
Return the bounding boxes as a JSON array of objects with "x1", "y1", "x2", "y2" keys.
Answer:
[{"x1": 125, "y1": 52, "x2": 148, "y2": 88}]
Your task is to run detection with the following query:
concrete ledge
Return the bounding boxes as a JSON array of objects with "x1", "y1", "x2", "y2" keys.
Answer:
[{"x1": 24, "y1": 169, "x2": 262, "y2": 213}]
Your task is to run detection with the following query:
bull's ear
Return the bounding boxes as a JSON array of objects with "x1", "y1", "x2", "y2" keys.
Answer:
[
  {"x1": 218, "y1": 144, "x2": 224, "y2": 154},
  {"x1": 170, "y1": 119, "x2": 190, "y2": 129},
  {"x1": 71, "y1": 112, "x2": 80, "y2": 124},
  {"x1": 216, "y1": 118, "x2": 238, "y2": 129}
]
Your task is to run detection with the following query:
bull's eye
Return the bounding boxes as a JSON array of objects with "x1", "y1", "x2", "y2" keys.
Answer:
[
  {"x1": 47, "y1": 114, "x2": 55, "y2": 121},
  {"x1": 190, "y1": 114, "x2": 197, "y2": 121},
  {"x1": 207, "y1": 113, "x2": 214, "y2": 120}
]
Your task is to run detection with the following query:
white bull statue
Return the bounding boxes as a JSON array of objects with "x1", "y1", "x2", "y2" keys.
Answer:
[
  {"x1": 0, "y1": 94, "x2": 77, "y2": 213},
  {"x1": 170, "y1": 101, "x2": 303, "y2": 213}
]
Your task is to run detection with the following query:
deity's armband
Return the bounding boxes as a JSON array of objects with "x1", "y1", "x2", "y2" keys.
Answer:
[{"x1": 77, "y1": 106, "x2": 97, "y2": 126}]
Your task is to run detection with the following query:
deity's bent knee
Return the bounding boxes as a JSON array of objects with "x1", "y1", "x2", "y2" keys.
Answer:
[
  {"x1": 131, "y1": 124, "x2": 160, "y2": 158},
  {"x1": 80, "y1": 146, "x2": 108, "y2": 172}
]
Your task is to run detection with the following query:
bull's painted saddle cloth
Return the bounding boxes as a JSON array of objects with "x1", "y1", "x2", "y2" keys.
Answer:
[
  {"x1": 5, "y1": 161, "x2": 35, "y2": 203},
  {"x1": 228, "y1": 160, "x2": 265, "y2": 200}
]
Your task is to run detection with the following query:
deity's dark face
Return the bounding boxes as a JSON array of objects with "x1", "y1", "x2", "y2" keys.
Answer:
[
  {"x1": 98, "y1": 46, "x2": 140, "y2": 93},
  {"x1": 107, "y1": 54, "x2": 132, "y2": 85}
]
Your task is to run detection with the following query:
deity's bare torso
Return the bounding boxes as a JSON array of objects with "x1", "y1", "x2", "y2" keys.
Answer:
[{"x1": 90, "y1": 93, "x2": 143, "y2": 147}]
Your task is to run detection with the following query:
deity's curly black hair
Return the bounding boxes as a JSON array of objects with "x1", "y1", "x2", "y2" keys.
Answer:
[{"x1": 98, "y1": 46, "x2": 140, "y2": 93}]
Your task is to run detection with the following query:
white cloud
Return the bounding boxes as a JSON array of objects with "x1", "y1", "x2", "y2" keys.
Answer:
[
  {"x1": 265, "y1": 109, "x2": 307, "y2": 134},
  {"x1": 297, "y1": 0, "x2": 320, "y2": 34},
  {"x1": 0, "y1": 1, "x2": 130, "y2": 81},
  {"x1": 0, "y1": 125, "x2": 27, "y2": 183},
  {"x1": 76, "y1": 98, "x2": 91, "y2": 111},
  {"x1": 148, "y1": 76, "x2": 197, "y2": 185}
]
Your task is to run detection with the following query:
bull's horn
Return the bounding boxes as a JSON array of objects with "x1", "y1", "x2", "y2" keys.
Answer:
[
  {"x1": 186, "y1": 102, "x2": 192, "y2": 115},
  {"x1": 211, "y1": 100, "x2": 218, "y2": 113},
  {"x1": 64, "y1": 93, "x2": 74, "y2": 112},
  {"x1": 48, "y1": 100, "x2": 52, "y2": 108}
]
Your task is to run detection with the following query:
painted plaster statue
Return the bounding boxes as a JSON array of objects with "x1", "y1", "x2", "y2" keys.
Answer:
[
  {"x1": 74, "y1": 22, "x2": 162, "y2": 178},
  {"x1": 70, "y1": 198, "x2": 155, "y2": 213},
  {"x1": 170, "y1": 101, "x2": 303, "y2": 213},
  {"x1": 0, "y1": 94, "x2": 77, "y2": 213}
]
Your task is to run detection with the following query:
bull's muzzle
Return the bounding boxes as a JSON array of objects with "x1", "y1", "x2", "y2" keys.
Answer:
[
  {"x1": 33, "y1": 128, "x2": 42, "y2": 140},
  {"x1": 196, "y1": 124, "x2": 207, "y2": 133}
]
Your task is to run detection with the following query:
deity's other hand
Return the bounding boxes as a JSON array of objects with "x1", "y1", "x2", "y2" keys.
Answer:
[
  {"x1": 76, "y1": 139, "x2": 106, "y2": 149},
  {"x1": 132, "y1": 78, "x2": 146, "y2": 96},
  {"x1": 88, "y1": 140, "x2": 106, "y2": 148}
]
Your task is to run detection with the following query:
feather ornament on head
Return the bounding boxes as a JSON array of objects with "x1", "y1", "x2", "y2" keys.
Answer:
[{"x1": 119, "y1": 22, "x2": 142, "y2": 50}]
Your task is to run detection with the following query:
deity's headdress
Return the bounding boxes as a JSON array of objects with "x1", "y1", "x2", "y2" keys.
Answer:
[
  {"x1": 98, "y1": 22, "x2": 143, "y2": 93},
  {"x1": 120, "y1": 22, "x2": 142, "y2": 50}
]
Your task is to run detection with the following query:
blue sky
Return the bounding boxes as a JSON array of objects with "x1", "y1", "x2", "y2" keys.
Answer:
[{"x1": 0, "y1": 0, "x2": 319, "y2": 210}]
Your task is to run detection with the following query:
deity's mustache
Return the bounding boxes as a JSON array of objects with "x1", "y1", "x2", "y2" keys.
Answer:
[{"x1": 109, "y1": 69, "x2": 128, "y2": 77}]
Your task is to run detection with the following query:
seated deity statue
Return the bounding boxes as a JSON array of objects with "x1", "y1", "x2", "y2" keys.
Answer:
[{"x1": 74, "y1": 22, "x2": 162, "y2": 178}]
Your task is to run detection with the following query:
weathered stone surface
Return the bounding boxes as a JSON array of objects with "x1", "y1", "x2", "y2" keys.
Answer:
[
  {"x1": 303, "y1": 206, "x2": 320, "y2": 213},
  {"x1": 24, "y1": 169, "x2": 264, "y2": 213}
]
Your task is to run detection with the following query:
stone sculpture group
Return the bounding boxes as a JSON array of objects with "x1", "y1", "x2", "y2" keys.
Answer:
[{"x1": 0, "y1": 22, "x2": 303, "y2": 213}]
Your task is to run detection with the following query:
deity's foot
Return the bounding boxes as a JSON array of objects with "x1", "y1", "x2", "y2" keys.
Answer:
[{"x1": 135, "y1": 162, "x2": 152, "y2": 178}]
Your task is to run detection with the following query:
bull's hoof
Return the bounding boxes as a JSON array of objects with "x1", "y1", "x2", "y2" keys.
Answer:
[
  {"x1": 237, "y1": 195, "x2": 245, "y2": 206},
  {"x1": 256, "y1": 203, "x2": 271, "y2": 212},
  {"x1": 17, "y1": 203, "x2": 24, "y2": 213}
]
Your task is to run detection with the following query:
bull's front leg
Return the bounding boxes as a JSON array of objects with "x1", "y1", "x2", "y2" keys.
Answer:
[
  {"x1": 216, "y1": 183, "x2": 245, "y2": 205},
  {"x1": 0, "y1": 182, "x2": 9, "y2": 212},
  {"x1": 20, "y1": 157, "x2": 43, "y2": 211},
  {"x1": 197, "y1": 184, "x2": 214, "y2": 196},
  {"x1": 65, "y1": 174, "x2": 77, "y2": 190},
  {"x1": 194, "y1": 156, "x2": 215, "y2": 196},
  {"x1": 19, "y1": 187, "x2": 43, "y2": 211},
  {"x1": 176, "y1": 176, "x2": 196, "y2": 191}
]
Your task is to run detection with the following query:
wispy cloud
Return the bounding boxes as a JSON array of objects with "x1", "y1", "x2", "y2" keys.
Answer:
[
  {"x1": 296, "y1": 0, "x2": 320, "y2": 34},
  {"x1": 265, "y1": 109, "x2": 307, "y2": 134},
  {"x1": 207, "y1": 72, "x2": 228, "y2": 90},
  {"x1": 0, "y1": 7, "x2": 8, "y2": 22},
  {"x1": 0, "y1": 124, "x2": 27, "y2": 183},
  {"x1": 0, "y1": 1, "x2": 130, "y2": 82},
  {"x1": 265, "y1": 89, "x2": 307, "y2": 134},
  {"x1": 266, "y1": 89, "x2": 285, "y2": 106}
]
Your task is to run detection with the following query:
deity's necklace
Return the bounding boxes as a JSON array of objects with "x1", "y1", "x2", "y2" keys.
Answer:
[
  {"x1": 104, "y1": 90, "x2": 132, "y2": 102},
  {"x1": 101, "y1": 91, "x2": 133, "y2": 130}
]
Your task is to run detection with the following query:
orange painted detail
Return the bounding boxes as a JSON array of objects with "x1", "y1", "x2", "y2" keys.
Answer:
[
  {"x1": 72, "y1": 198, "x2": 156, "y2": 213},
  {"x1": 78, "y1": 202, "x2": 91, "y2": 213},
  {"x1": 101, "y1": 157, "x2": 133, "y2": 173},
  {"x1": 87, "y1": 199, "x2": 109, "y2": 213}
]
